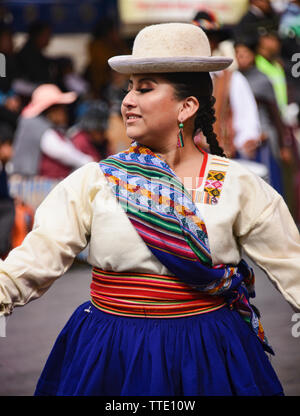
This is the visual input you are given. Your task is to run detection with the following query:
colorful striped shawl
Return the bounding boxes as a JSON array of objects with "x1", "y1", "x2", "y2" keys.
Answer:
[{"x1": 99, "y1": 142, "x2": 274, "y2": 354}]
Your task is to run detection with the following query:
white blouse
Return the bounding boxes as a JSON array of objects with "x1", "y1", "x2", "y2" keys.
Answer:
[{"x1": 0, "y1": 153, "x2": 300, "y2": 318}]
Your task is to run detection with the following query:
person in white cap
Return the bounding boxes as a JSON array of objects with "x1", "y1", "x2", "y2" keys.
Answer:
[
  {"x1": 0, "y1": 23, "x2": 299, "y2": 396},
  {"x1": 12, "y1": 84, "x2": 93, "y2": 179}
]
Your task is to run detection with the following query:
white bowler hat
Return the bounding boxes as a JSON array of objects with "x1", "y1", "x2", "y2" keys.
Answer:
[{"x1": 108, "y1": 22, "x2": 233, "y2": 74}]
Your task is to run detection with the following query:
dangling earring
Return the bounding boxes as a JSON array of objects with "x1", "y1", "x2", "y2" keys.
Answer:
[{"x1": 177, "y1": 122, "x2": 184, "y2": 148}]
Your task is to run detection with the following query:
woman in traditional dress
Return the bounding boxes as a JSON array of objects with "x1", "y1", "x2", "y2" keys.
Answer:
[{"x1": 0, "y1": 23, "x2": 299, "y2": 396}]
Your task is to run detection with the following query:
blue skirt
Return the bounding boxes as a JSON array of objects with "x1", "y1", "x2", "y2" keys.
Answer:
[{"x1": 34, "y1": 301, "x2": 283, "y2": 396}]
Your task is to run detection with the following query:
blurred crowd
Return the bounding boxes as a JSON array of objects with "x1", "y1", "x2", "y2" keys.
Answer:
[
  {"x1": 0, "y1": 0, "x2": 300, "y2": 259},
  {"x1": 193, "y1": 0, "x2": 300, "y2": 230}
]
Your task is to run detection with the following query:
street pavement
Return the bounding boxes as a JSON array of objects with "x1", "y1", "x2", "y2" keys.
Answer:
[{"x1": 0, "y1": 258, "x2": 299, "y2": 396}]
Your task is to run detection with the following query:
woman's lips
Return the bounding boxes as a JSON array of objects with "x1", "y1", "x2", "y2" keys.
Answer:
[{"x1": 126, "y1": 114, "x2": 142, "y2": 123}]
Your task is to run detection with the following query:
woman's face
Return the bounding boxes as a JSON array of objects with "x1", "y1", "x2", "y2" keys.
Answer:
[
  {"x1": 121, "y1": 74, "x2": 182, "y2": 148},
  {"x1": 235, "y1": 45, "x2": 255, "y2": 71},
  {"x1": 45, "y1": 104, "x2": 68, "y2": 127},
  {"x1": 258, "y1": 35, "x2": 281, "y2": 59}
]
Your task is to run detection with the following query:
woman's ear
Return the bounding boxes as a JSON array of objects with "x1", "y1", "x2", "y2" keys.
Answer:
[{"x1": 178, "y1": 96, "x2": 199, "y2": 122}]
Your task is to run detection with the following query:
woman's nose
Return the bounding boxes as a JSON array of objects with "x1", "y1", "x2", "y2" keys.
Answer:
[{"x1": 122, "y1": 90, "x2": 137, "y2": 108}]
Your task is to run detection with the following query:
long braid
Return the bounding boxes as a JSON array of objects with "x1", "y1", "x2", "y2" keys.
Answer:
[
  {"x1": 162, "y1": 72, "x2": 226, "y2": 157},
  {"x1": 195, "y1": 96, "x2": 226, "y2": 157}
]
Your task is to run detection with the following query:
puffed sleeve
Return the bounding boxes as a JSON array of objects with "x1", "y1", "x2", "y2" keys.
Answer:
[
  {"x1": 234, "y1": 170, "x2": 300, "y2": 312},
  {"x1": 0, "y1": 162, "x2": 102, "y2": 316}
]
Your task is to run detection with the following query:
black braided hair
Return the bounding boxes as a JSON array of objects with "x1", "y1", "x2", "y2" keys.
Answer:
[
  {"x1": 194, "y1": 95, "x2": 226, "y2": 157},
  {"x1": 162, "y1": 72, "x2": 226, "y2": 157}
]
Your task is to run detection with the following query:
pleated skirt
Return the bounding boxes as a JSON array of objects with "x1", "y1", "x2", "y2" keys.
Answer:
[{"x1": 34, "y1": 301, "x2": 284, "y2": 396}]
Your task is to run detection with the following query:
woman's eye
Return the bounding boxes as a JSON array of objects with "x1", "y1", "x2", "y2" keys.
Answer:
[
  {"x1": 138, "y1": 88, "x2": 152, "y2": 93},
  {"x1": 121, "y1": 87, "x2": 152, "y2": 96}
]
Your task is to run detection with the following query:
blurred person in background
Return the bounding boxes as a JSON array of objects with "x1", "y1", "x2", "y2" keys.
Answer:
[
  {"x1": 255, "y1": 31, "x2": 288, "y2": 113},
  {"x1": 101, "y1": 70, "x2": 132, "y2": 154},
  {"x1": 0, "y1": 25, "x2": 22, "y2": 131},
  {"x1": 192, "y1": 11, "x2": 262, "y2": 160},
  {"x1": 279, "y1": 0, "x2": 300, "y2": 226},
  {"x1": 280, "y1": 0, "x2": 300, "y2": 36},
  {"x1": 55, "y1": 56, "x2": 90, "y2": 97},
  {"x1": 12, "y1": 84, "x2": 93, "y2": 180},
  {"x1": 279, "y1": 0, "x2": 300, "y2": 124},
  {"x1": 0, "y1": 26, "x2": 20, "y2": 105},
  {"x1": 15, "y1": 21, "x2": 57, "y2": 94},
  {"x1": 0, "y1": 123, "x2": 35, "y2": 252},
  {"x1": 102, "y1": 71, "x2": 128, "y2": 115},
  {"x1": 235, "y1": 0, "x2": 280, "y2": 40},
  {"x1": 255, "y1": 29, "x2": 299, "y2": 218},
  {"x1": 0, "y1": 123, "x2": 15, "y2": 259},
  {"x1": 53, "y1": 56, "x2": 90, "y2": 127},
  {"x1": 71, "y1": 101, "x2": 111, "y2": 162},
  {"x1": 235, "y1": 38, "x2": 292, "y2": 196},
  {"x1": 84, "y1": 17, "x2": 129, "y2": 99}
]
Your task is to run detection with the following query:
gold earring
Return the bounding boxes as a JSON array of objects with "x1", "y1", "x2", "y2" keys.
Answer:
[{"x1": 177, "y1": 122, "x2": 184, "y2": 148}]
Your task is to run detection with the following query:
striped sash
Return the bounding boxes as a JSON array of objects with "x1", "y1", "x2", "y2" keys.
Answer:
[{"x1": 91, "y1": 268, "x2": 226, "y2": 318}]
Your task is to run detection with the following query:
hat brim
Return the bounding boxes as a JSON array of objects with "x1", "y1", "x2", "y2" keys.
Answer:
[
  {"x1": 22, "y1": 91, "x2": 77, "y2": 118},
  {"x1": 108, "y1": 56, "x2": 233, "y2": 74},
  {"x1": 57, "y1": 91, "x2": 78, "y2": 104}
]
